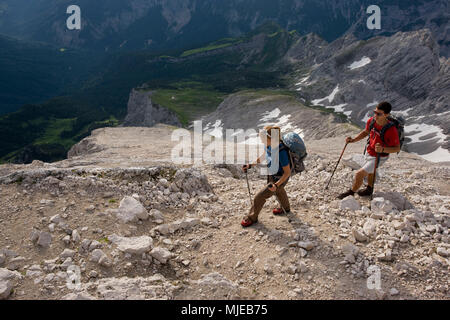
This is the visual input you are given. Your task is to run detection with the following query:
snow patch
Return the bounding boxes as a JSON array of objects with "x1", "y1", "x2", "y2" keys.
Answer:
[
  {"x1": 260, "y1": 108, "x2": 281, "y2": 122},
  {"x1": 405, "y1": 123, "x2": 450, "y2": 162},
  {"x1": 295, "y1": 76, "x2": 310, "y2": 86},
  {"x1": 205, "y1": 120, "x2": 223, "y2": 138},
  {"x1": 348, "y1": 56, "x2": 371, "y2": 70},
  {"x1": 405, "y1": 123, "x2": 446, "y2": 144},
  {"x1": 323, "y1": 103, "x2": 351, "y2": 117},
  {"x1": 417, "y1": 147, "x2": 450, "y2": 163},
  {"x1": 312, "y1": 85, "x2": 340, "y2": 105},
  {"x1": 259, "y1": 110, "x2": 304, "y2": 138},
  {"x1": 392, "y1": 108, "x2": 412, "y2": 117}
]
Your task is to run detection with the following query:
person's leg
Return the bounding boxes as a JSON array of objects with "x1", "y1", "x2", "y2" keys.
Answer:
[
  {"x1": 352, "y1": 168, "x2": 369, "y2": 192},
  {"x1": 358, "y1": 156, "x2": 387, "y2": 196},
  {"x1": 338, "y1": 156, "x2": 374, "y2": 199},
  {"x1": 275, "y1": 184, "x2": 291, "y2": 212},
  {"x1": 247, "y1": 185, "x2": 273, "y2": 222}
]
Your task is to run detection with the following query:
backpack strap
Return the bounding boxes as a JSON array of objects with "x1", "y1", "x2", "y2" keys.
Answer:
[
  {"x1": 364, "y1": 119, "x2": 376, "y2": 154},
  {"x1": 279, "y1": 141, "x2": 294, "y2": 173},
  {"x1": 366, "y1": 118, "x2": 393, "y2": 156},
  {"x1": 379, "y1": 121, "x2": 395, "y2": 145}
]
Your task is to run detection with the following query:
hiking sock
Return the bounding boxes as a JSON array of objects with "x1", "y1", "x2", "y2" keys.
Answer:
[{"x1": 337, "y1": 189, "x2": 355, "y2": 200}]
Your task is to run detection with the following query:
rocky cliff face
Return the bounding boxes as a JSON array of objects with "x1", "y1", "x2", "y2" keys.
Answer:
[
  {"x1": 289, "y1": 29, "x2": 449, "y2": 162},
  {"x1": 122, "y1": 89, "x2": 181, "y2": 128},
  {"x1": 0, "y1": 0, "x2": 447, "y2": 56}
]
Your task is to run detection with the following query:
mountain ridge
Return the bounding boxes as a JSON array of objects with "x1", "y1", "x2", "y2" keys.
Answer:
[{"x1": 0, "y1": 0, "x2": 448, "y2": 56}]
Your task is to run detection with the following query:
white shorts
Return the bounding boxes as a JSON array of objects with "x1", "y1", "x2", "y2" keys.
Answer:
[{"x1": 361, "y1": 154, "x2": 388, "y2": 174}]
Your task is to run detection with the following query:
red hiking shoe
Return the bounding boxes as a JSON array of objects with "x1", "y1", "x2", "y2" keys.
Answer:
[
  {"x1": 273, "y1": 208, "x2": 284, "y2": 215},
  {"x1": 273, "y1": 208, "x2": 291, "y2": 215},
  {"x1": 241, "y1": 217, "x2": 256, "y2": 227}
]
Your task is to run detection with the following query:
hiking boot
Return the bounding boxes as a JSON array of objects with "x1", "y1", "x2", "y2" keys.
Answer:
[
  {"x1": 357, "y1": 185, "x2": 373, "y2": 197},
  {"x1": 337, "y1": 189, "x2": 355, "y2": 200},
  {"x1": 273, "y1": 208, "x2": 291, "y2": 215}
]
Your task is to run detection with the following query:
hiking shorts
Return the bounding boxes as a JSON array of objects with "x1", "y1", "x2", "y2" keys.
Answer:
[{"x1": 361, "y1": 154, "x2": 388, "y2": 174}]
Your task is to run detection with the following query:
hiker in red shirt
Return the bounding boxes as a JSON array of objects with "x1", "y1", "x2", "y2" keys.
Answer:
[{"x1": 337, "y1": 102, "x2": 400, "y2": 199}]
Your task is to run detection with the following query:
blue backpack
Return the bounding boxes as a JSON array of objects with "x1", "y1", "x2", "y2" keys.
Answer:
[{"x1": 280, "y1": 132, "x2": 307, "y2": 175}]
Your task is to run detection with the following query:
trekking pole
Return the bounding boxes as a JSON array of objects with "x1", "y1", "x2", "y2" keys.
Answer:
[
  {"x1": 370, "y1": 153, "x2": 381, "y2": 202},
  {"x1": 325, "y1": 142, "x2": 348, "y2": 190},
  {"x1": 244, "y1": 169, "x2": 253, "y2": 208}
]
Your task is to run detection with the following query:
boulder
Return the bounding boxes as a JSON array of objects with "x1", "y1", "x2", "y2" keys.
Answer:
[
  {"x1": 149, "y1": 209, "x2": 164, "y2": 221},
  {"x1": 352, "y1": 228, "x2": 368, "y2": 242},
  {"x1": 0, "y1": 280, "x2": 13, "y2": 300},
  {"x1": 37, "y1": 231, "x2": 52, "y2": 248},
  {"x1": 90, "y1": 249, "x2": 106, "y2": 263},
  {"x1": 113, "y1": 196, "x2": 149, "y2": 223},
  {"x1": 60, "y1": 249, "x2": 76, "y2": 259},
  {"x1": 340, "y1": 196, "x2": 361, "y2": 211},
  {"x1": 172, "y1": 168, "x2": 214, "y2": 194},
  {"x1": 0, "y1": 268, "x2": 22, "y2": 300},
  {"x1": 298, "y1": 241, "x2": 315, "y2": 251},
  {"x1": 373, "y1": 192, "x2": 414, "y2": 211},
  {"x1": 109, "y1": 235, "x2": 153, "y2": 255},
  {"x1": 342, "y1": 154, "x2": 365, "y2": 170},
  {"x1": 72, "y1": 230, "x2": 81, "y2": 243},
  {"x1": 150, "y1": 247, "x2": 173, "y2": 264},
  {"x1": 436, "y1": 247, "x2": 448, "y2": 257},
  {"x1": 363, "y1": 219, "x2": 378, "y2": 237},
  {"x1": 213, "y1": 164, "x2": 243, "y2": 179},
  {"x1": 371, "y1": 197, "x2": 395, "y2": 213}
]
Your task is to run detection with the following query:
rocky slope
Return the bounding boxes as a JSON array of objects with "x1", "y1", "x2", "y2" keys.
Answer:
[
  {"x1": 0, "y1": 123, "x2": 448, "y2": 300},
  {"x1": 288, "y1": 29, "x2": 450, "y2": 162},
  {"x1": 199, "y1": 90, "x2": 359, "y2": 141},
  {"x1": 122, "y1": 89, "x2": 182, "y2": 128}
]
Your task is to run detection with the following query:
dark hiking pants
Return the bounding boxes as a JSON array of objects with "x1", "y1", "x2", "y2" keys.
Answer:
[{"x1": 247, "y1": 175, "x2": 290, "y2": 222}]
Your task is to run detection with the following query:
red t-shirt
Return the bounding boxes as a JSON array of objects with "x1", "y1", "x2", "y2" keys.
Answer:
[{"x1": 365, "y1": 117, "x2": 400, "y2": 157}]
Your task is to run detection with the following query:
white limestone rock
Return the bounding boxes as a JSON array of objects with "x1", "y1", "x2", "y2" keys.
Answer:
[
  {"x1": 340, "y1": 196, "x2": 361, "y2": 211},
  {"x1": 112, "y1": 196, "x2": 149, "y2": 223},
  {"x1": 109, "y1": 235, "x2": 153, "y2": 255},
  {"x1": 371, "y1": 197, "x2": 395, "y2": 213},
  {"x1": 150, "y1": 247, "x2": 173, "y2": 264}
]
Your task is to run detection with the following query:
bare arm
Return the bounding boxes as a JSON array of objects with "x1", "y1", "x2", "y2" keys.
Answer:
[
  {"x1": 274, "y1": 164, "x2": 291, "y2": 187},
  {"x1": 348, "y1": 129, "x2": 369, "y2": 143}
]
